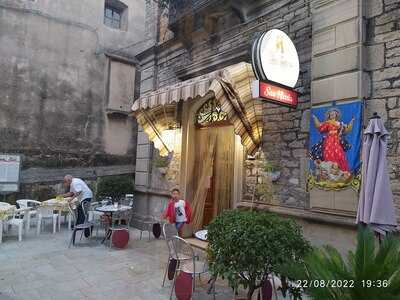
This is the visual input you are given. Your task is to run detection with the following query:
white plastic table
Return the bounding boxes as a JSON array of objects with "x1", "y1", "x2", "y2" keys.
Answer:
[{"x1": 42, "y1": 197, "x2": 75, "y2": 231}]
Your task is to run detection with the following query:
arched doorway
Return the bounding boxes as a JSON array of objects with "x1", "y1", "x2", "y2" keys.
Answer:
[{"x1": 181, "y1": 96, "x2": 243, "y2": 230}]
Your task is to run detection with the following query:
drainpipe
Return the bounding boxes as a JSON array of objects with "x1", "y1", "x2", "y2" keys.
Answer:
[{"x1": 359, "y1": 0, "x2": 365, "y2": 107}]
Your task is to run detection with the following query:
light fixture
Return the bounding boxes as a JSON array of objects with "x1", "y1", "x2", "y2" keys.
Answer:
[{"x1": 153, "y1": 125, "x2": 181, "y2": 157}]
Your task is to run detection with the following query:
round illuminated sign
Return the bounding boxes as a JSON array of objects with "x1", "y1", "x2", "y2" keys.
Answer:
[{"x1": 252, "y1": 29, "x2": 300, "y2": 88}]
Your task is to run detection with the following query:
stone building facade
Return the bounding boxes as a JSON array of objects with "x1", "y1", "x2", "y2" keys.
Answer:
[
  {"x1": 0, "y1": 0, "x2": 146, "y2": 199},
  {"x1": 132, "y1": 0, "x2": 399, "y2": 253}
]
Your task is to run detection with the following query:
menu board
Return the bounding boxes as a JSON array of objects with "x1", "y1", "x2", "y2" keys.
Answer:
[{"x1": 0, "y1": 154, "x2": 21, "y2": 192}]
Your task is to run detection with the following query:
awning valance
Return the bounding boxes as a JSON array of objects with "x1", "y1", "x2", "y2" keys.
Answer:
[{"x1": 132, "y1": 62, "x2": 262, "y2": 156}]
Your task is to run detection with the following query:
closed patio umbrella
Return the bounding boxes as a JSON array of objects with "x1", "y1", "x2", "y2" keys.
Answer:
[{"x1": 356, "y1": 113, "x2": 397, "y2": 235}]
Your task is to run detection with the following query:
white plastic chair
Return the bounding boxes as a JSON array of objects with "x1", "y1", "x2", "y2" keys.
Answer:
[
  {"x1": 0, "y1": 203, "x2": 14, "y2": 243},
  {"x1": 16, "y1": 199, "x2": 40, "y2": 234},
  {"x1": 58, "y1": 210, "x2": 73, "y2": 232},
  {"x1": 5, "y1": 208, "x2": 25, "y2": 242},
  {"x1": 36, "y1": 205, "x2": 59, "y2": 235}
]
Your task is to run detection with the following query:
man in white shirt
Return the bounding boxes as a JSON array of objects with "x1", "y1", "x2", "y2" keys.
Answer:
[{"x1": 61, "y1": 175, "x2": 93, "y2": 238}]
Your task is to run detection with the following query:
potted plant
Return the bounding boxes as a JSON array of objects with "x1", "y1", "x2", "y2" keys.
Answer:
[
  {"x1": 299, "y1": 226, "x2": 400, "y2": 300},
  {"x1": 96, "y1": 175, "x2": 134, "y2": 202},
  {"x1": 207, "y1": 209, "x2": 311, "y2": 300}
]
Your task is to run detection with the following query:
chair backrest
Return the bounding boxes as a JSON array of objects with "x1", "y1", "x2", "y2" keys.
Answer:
[
  {"x1": 124, "y1": 194, "x2": 134, "y2": 207},
  {"x1": 171, "y1": 236, "x2": 195, "y2": 261},
  {"x1": 74, "y1": 199, "x2": 91, "y2": 225},
  {"x1": 17, "y1": 199, "x2": 40, "y2": 209},
  {"x1": 163, "y1": 223, "x2": 178, "y2": 240},
  {"x1": 112, "y1": 207, "x2": 133, "y2": 226},
  {"x1": 89, "y1": 201, "x2": 101, "y2": 210},
  {"x1": 37, "y1": 205, "x2": 55, "y2": 218},
  {"x1": 12, "y1": 208, "x2": 27, "y2": 219},
  {"x1": 67, "y1": 202, "x2": 78, "y2": 226}
]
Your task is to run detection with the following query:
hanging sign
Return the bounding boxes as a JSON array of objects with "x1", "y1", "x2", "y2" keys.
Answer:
[
  {"x1": 252, "y1": 80, "x2": 298, "y2": 108},
  {"x1": 251, "y1": 29, "x2": 299, "y2": 107}
]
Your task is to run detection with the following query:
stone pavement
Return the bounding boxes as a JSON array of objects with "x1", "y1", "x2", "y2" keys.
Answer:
[{"x1": 0, "y1": 224, "x2": 234, "y2": 300}]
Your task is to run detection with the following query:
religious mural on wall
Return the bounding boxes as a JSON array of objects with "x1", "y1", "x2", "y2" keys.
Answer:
[{"x1": 308, "y1": 101, "x2": 363, "y2": 191}]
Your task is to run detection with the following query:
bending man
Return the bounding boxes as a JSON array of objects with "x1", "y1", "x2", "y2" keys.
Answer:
[{"x1": 60, "y1": 175, "x2": 93, "y2": 238}]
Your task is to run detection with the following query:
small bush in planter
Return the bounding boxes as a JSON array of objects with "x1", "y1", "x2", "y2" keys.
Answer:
[
  {"x1": 207, "y1": 209, "x2": 311, "y2": 300},
  {"x1": 96, "y1": 175, "x2": 134, "y2": 202}
]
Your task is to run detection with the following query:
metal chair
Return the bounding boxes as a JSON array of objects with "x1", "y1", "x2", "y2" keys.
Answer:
[
  {"x1": 68, "y1": 201, "x2": 93, "y2": 248},
  {"x1": 88, "y1": 201, "x2": 106, "y2": 237},
  {"x1": 169, "y1": 236, "x2": 209, "y2": 299},
  {"x1": 162, "y1": 223, "x2": 192, "y2": 287}
]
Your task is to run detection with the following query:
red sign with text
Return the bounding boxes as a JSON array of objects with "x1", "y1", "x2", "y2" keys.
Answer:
[{"x1": 259, "y1": 81, "x2": 298, "y2": 108}]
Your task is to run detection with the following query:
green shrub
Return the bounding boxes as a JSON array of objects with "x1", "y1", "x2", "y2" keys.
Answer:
[
  {"x1": 207, "y1": 209, "x2": 311, "y2": 300},
  {"x1": 301, "y1": 226, "x2": 400, "y2": 300},
  {"x1": 96, "y1": 175, "x2": 134, "y2": 201}
]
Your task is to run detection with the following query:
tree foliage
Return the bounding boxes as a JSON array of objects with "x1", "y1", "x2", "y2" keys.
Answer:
[
  {"x1": 301, "y1": 226, "x2": 400, "y2": 300},
  {"x1": 96, "y1": 175, "x2": 134, "y2": 201},
  {"x1": 207, "y1": 209, "x2": 311, "y2": 299}
]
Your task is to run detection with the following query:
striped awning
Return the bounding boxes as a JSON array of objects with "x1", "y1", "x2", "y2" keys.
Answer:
[{"x1": 132, "y1": 62, "x2": 262, "y2": 156}]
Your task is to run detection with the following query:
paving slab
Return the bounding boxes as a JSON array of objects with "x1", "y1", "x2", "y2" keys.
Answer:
[{"x1": 0, "y1": 225, "x2": 234, "y2": 300}]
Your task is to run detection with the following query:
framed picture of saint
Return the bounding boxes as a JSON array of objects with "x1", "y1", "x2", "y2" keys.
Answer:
[{"x1": 308, "y1": 101, "x2": 363, "y2": 191}]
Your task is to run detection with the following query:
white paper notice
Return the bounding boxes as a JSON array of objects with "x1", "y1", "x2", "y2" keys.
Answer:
[{"x1": 0, "y1": 155, "x2": 21, "y2": 192}]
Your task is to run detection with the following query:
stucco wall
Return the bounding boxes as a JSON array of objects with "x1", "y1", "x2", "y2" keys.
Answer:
[{"x1": 0, "y1": 0, "x2": 145, "y2": 200}]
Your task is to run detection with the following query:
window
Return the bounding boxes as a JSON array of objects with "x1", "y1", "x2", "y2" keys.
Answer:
[
  {"x1": 104, "y1": 6, "x2": 122, "y2": 29},
  {"x1": 107, "y1": 58, "x2": 136, "y2": 113},
  {"x1": 104, "y1": 0, "x2": 128, "y2": 30}
]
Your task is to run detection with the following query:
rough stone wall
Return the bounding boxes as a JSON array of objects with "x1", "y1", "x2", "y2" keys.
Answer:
[
  {"x1": 364, "y1": 0, "x2": 400, "y2": 218},
  {"x1": 140, "y1": 0, "x2": 312, "y2": 208},
  {"x1": 138, "y1": 0, "x2": 400, "y2": 221},
  {"x1": 0, "y1": 0, "x2": 145, "y2": 200}
]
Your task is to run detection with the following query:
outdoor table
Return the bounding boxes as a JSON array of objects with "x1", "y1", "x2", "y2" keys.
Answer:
[
  {"x1": 95, "y1": 204, "x2": 131, "y2": 244},
  {"x1": 187, "y1": 229, "x2": 209, "y2": 250},
  {"x1": 186, "y1": 237, "x2": 209, "y2": 251},
  {"x1": 42, "y1": 197, "x2": 73, "y2": 210},
  {"x1": 187, "y1": 230, "x2": 216, "y2": 297},
  {"x1": 42, "y1": 197, "x2": 74, "y2": 230}
]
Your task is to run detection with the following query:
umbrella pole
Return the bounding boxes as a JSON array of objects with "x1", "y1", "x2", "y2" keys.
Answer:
[{"x1": 374, "y1": 231, "x2": 382, "y2": 244}]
